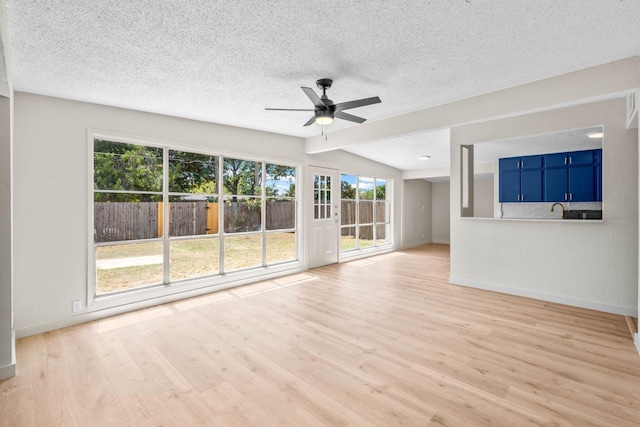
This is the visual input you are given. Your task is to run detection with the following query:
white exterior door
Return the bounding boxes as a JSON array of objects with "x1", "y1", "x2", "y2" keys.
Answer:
[{"x1": 308, "y1": 166, "x2": 339, "y2": 268}]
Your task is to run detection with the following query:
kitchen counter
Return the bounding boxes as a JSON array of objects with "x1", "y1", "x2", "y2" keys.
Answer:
[{"x1": 462, "y1": 217, "x2": 604, "y2": 223}]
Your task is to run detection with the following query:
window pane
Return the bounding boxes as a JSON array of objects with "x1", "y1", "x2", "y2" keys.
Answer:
[
  {"x1": 376, "y1": 223, "x2": 390, "y2": 245},
  {"x1": 96, "y1": 241, "x2": 163, "y2": 295},
  {"x1": 224, "y1": 198, "x2": 261, "y2": 233},
  {"x1": 266, "y1": 199, "x2": 295, "y2": 230},
  {"x1": 94, "y1": 139, "x2": 163, "y2": 192},
  {"x1": 358, "y1": 177, "x2": 375, "y2": 200},
  {"x1": 168, "y1": 197, "x2": 219, "y2": 237},
  {"x1": 359, "y1": 225, "x2": 375, "y2": 249},
  {"x1": 359, "y1": 200, "x2": 374, "y2": 224},
  {"x1": 341, "y1": 199, "x2": 356, "y2": 225},
  {"x1": 376, "y1": 179, "x2": 387, "y2": 201},
  {"x1": 266, "y1": 232, "x2": 296, "y2": 264},
  {"x1": 341, "y1": 227, "x2": 357, "y2": 252},
  {"x1": 223, "y1": 158, "x2": 262, "y2": 196},
  {"x1": 375, "y1": 201, "x2": 388, "y2": 224},
  {"x1": 224, "y1": 234, "x2": 262, "y2": 271},
  {"x1": 170, "y1": 238, "x2": 219, "y2": 281},
  {"x1": 266, "y1": 164, "x2": 296, "y2": 197},
  {"x1": 169, "y1": 150, "x2": 217, "y2": 194},
  {"x1": 94, "y1": 195, "x2": 161, "y2": 242},
  {"x1": 341, "y1": 174, "x2": 356, "y2": 199}
]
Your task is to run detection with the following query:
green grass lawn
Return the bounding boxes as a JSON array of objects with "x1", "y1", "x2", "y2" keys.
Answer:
[{"x1": 96, "y1": 233, "x2": 296, "y2": 294}]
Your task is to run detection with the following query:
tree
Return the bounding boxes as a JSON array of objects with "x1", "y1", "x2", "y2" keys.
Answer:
[
  {"x1": 94, "y1": 139, "x2": 163, "y2": 201},
  {"x1": 168, "y1": 150, "x2": 217, "y2": 194},
  {"x1": 341, "y1": 180, "x2": 356, "y2": 199},
  {"x1": 266, "y1": 164, "x2": 296, "y2": 197},
  {"x1": 223, "y1": 158, "x2": 261, "y2": 199}
]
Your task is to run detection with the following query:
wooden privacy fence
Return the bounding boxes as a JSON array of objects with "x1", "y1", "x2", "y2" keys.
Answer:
[
  {"x1": 94, "y1": 200, "x2": 296, "y2": 242},
  {"x1": 341, "y1": 200, "x2": 388, "y2": 240}
]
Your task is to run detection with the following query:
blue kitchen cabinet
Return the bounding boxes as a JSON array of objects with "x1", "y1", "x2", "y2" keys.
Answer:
[
  {"x1": 544, "y1": 168, "x2": 568, "y2": 202},
  {"x1": 594, "y1": 150, "x2": 602, "y2": 202},
  {"x1": 498, "y1": 155, "x2": 544, "y2": 202},
  {"x1": 499, "y1": 170, "x2": 521, "y2": 202},
  {"x1": 501, "y1": 149, "x2": 601, "y2": 203},
  {"x1": 520, "y1": 170, "x2": 543, "y2": 202},
  {"x1": 542, "y1": 149, "x2": 600, "y2": 202}
]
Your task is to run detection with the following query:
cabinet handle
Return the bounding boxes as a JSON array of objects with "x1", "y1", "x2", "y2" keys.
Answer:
[
  {"x1": 564, "y1": 157, "x2": 567, "y2": 165},
  {"x1": 569, "y1": 157, "x2": 572, "y2": 165},
  {"x1": 521, "y1": 194, "x2": 524, "y2": 201},
  {"x1": 521, "y1": 160, "x2": 524, "y2": 168},
  {"x1": 564, "y1": 193, "x2": 567, "y2": 201},
  {"x1": 570, "y1": 193, "x2": 573, "y2": 201}
]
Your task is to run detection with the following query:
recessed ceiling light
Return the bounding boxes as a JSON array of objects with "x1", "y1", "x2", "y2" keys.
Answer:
[
  {"x1": 588, "y1": 132, "x2": 603, "y2": 139},
  {"x1": 418, "y1": 155, "x2": 431, "y2": 160}
]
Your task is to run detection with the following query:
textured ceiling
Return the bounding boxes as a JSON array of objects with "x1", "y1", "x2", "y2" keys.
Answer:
[
  {"x1": 5, "y1": 1, "x2": 640, "y2": 146},
  {"x1": 343, "y1": 128, "x2": 452, "y2": 170}
]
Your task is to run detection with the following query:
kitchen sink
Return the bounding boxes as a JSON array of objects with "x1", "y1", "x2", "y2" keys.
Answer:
[{"x1": 563, "y1": 210, "x2": 602, "y2": 220}]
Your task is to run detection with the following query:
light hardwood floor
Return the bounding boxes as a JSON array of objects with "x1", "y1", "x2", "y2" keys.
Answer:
[{"x1": 2, "y1": 244, "x2": 639, "y2": 426}]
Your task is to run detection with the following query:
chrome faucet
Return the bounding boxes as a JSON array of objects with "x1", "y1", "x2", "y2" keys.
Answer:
[{"x1": 551, "y1": 202, "x2": 565, "y2": 218}]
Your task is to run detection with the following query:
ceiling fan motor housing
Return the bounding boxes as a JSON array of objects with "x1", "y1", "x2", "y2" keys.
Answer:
[{"x1": 316, "y1": 78, "x2": 333, "y2": 91}]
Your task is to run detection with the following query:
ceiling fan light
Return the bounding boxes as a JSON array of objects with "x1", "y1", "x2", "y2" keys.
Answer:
[{"x1": 315, "y1": 110, "x2": 334, "y2": 125}]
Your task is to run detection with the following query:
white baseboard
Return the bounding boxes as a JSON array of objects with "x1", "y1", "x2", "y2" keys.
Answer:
[
  {"x1": 401, "y1": 240, "x2": 432, "y2": 250},
  {"x1": 0, "y1": 362, "x2": 15, "y2": 381},
  {"x1": 634, "y1": 333, "x2": 640, "y2": 356},
  {"x1": 449, "y1": 276, "x2": 638, "y2": 317},
  {"x1": 432, "y1": 239, "x2": 450, "y2": 244}
]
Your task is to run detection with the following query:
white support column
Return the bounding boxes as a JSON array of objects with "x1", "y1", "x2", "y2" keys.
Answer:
[{"x1": 0, "y1": 95, "x2": 14, "y2": 380}]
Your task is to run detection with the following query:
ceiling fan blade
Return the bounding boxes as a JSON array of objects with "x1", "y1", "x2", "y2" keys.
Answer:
[
  {"x1": 303, "y1": 115, "x2": 316, "y2": 127},
  {"x1": 301, "y1": 87, "x2": 327, "y2": 109},
  {"x1": 334, "y1": 96, "x2": 381, "y2": 112},
  {"x1": 335, "y1": 111, "x2": 366, "y2": 124},
  {"x1": 265, "y1": 108, "x2": 315, "y2": 111}
]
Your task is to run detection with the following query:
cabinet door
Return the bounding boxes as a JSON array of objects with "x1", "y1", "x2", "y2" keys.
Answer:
[
  {"x1": 567, "y1": 150, "x2": 594, "y2": 166},
  {"x1": 544, "y1": 168, "x2": 568, "y2": 202},
  {"x1": 520, "y1": 155, "x2": 543, "y2": 170},
  {"x1": 593, "y1": 149, "x2": 601, "y2": 164},
  {"x1": 520, "y1": 169, "x2": 543, "y2": 202},
  {"x1": 499, "y1": 157, "x2": 521, "y2": 171},
  {"x1": 545, "y1": 152, "x2": 567, "y2": 168},
  {"x1": 596, "y1": 164, "x2": 602, "y2": 201},
  {"x1": 499, "y1": 171, "x2": 520, "y2": 202},
  {"x1": 569, "y1": 165, "x2": 595, "y2": 202}
]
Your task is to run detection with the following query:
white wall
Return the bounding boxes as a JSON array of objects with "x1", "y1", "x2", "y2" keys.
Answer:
[
  {"x1": 473, "y1": 175, "x2": 495, "y2": 218},
  {"x1": 431, "y1": 181, "x2": 450, "y2": 244},
  {"x1": 402, "y1": 179, "x2": 432, "y2": 247},
  {"x1": 12, "y1": 93, "x2": 402, "y2": 337},
  {"x1": 451, "y1": 98, "x2": 638, "y2": 316},
  {"x1": 0, "y1": 95, "x2": 14, "y2": 380}
]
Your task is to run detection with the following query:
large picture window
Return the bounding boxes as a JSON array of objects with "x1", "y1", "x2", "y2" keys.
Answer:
[
  {"x1": 340, "y1": 174, "x2": 391, "y2": 253},
  {"x1": 92, "y1": 137, "x2": 298, "y2": 296}
]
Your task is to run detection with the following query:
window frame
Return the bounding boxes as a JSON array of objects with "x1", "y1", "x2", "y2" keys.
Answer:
[
  {"x1": 339, "y1": 173, "x2": 392, "y2": 257},
  {"x1": 88, "y1": 130, "x2": 302, "y2": 308}
]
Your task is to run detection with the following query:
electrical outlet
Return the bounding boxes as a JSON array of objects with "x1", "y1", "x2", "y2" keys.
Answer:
[{"x1": 72, "y1": 300, "x2": 82, "y2": 313}]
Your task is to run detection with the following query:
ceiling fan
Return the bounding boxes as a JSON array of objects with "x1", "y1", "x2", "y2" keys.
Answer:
[{"x1": 265, "y1": 78, "x2": 381, "y2": 127}]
